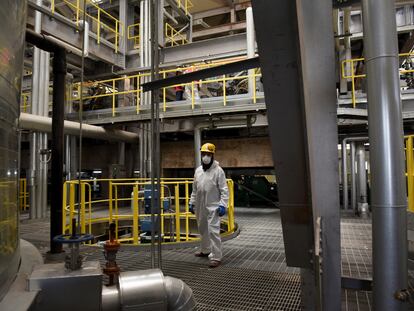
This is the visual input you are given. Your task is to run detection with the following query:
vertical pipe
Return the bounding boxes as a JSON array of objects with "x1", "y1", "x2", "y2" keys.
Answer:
[
  {"x1": 361, "y1": 0, "x2": 408, "y2": 309},
  {"x1": 42, "y1": 52, "x2": 50, "y2": 218},
  {"x1": 29, "y1": 0, "x2": 43, "y2": 219},
  {"x1": 194, "y1": 126, "x2": 201, "y2": 168},
  {"x1": 50, "y1": 48, "x2": 66, "y2": 253},
  {"x1": 341, "y1": 139, "x2": 348, "y2": 209},
  {"x1": 36, "y1": 51, "x2": 45, "y2": 219},
  {"x1": 356, "y1": 143, "x2": 368, "y2": 206},
  {"x1": 246, "y1": 7, "x2": 255, "y2": 98},
  {"x1": 350, "y1": 142, "x2": 357, "y2": 212}
]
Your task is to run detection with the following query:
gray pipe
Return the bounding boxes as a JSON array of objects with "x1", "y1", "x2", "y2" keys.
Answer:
[
  {"x1": 356, "y1": 143, "x2": 368, "y2": 214},
  {"x1": 350, "y1": 142, "x2": 357, "y2": 212},
  {"x1": 361, "y1": 0, "x2": 408, "y2": 309},
  {"x1": 101, "y1": 269, "x2": 196, "y2": 311},
  {"x1": 19, "y1": 113, "x2": 139, "y2": 143},
  {"x1": 29, "y1": 0, "x2": 42, "y2": 219},
  {"x1": 194, "y1": 127, "x2": 201, "y2": 168},
  {"x1": 341, "y1": 136, "x2": 368, "y2": 209}
]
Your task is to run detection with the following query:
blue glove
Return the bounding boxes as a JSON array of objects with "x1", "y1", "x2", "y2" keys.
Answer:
[
  {"x1": 217, "y1": 205, "x2": 226, "y2": 217},
  {"x1": 189, "y1": 204, "x2": 195, "y2": 214}
]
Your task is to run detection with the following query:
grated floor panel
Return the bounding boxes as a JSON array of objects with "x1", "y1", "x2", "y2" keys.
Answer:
[{"x1": 20, "y1": 208, "x2": 414, "y2": 310}]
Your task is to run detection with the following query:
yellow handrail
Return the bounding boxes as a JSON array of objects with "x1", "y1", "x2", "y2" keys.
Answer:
[
  {"x1": 19, "y1": 178, "x2": 29, "y2": 211},
  {"x1": 128, "y1": 23, "x2": 140, "y2": 47},
  {"x1": 341, "y1": 52, "x2": 414, "y2": 108},
  {"x1": 405, "y1": 135, "x2": 414, "y2": 212},
  {"x1": 165, "y1": 23, "x2": 188, "y2": 47},
  {"x1": 50, "y1": 0, "x2": 124, "y2": 53},
  {"x1": 62, "y1": 178, "x2": 236, "y2": 245},
  {"x1": 67, "y1": 57, "x2": 262, "y2": 116}
]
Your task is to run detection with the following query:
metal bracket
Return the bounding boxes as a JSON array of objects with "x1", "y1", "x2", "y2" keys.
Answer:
[{"x1": 314, "y1": 217, "x2": 323, "y2": 310}]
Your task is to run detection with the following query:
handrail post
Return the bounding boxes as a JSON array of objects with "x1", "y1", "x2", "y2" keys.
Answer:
[
  {"x1": 97, "y1": 9, "x2": 101, "y2": 44},
  {"x1": 351, "y1": 61, "x2": 356, "y2": 108},
  {"x1": 109, "y1": 181, "x2": 113, "y2": 222},
  {"x1": 407, "y1": 137, "x2": 414, "y2": 212},
  {"x1": 223, "y1": 74, "x2": 226, "y2": 106},
  {"x1": 163, "y1": 72, "x2": 166, "y2": 112},
  {"x1": 112, "y1": 79, "x2": 116, "y2": 116},
  {"x1": 175, "y1": 184, "x2": 180, "y2": 242},
  {"x1": 185, "y1": 181, "x2": 189, "y2": 241},
  {"x1": 191, "y1": 81, "x2": 195, "y2": 110},
  {"x1": 136, "y1": 76, "x2": 140, "y2": 114},
  {"x1": 62, "y1": 182, "x2": 67, "y2": 233},
  {"x1": 115, "y1": 20, "x2": 119, "y2": 53},
  {"x1": 81, "y1": 182, "x2": 86, "y2": 233},
  {"x1": 76, "y1": 0, "x2": 80, "y2": 25},
  {"x1": 69, "y1": 183, "x2": 75, "y2": 234},
  {"x1": 133, "y1": 184, "x2": 139, "y2": 244}
]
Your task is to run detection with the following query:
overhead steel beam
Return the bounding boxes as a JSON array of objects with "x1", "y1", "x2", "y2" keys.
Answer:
[
  {"x1": 192, "y1": 22, "x2": 246, "y2": 39},
  {"x1": 252, "y1": 0, "x2": 341, "y2": 310},
  {"x1": 142, "y1": 57, "x2": 259, "y2": 92}
]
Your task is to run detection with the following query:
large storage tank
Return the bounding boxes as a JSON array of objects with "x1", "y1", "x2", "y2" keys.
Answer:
[{"x1": 0, "y1": 0, "x2": 26, "y2": 301}]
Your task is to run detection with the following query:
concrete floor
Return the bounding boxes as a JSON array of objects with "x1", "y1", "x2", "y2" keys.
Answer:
[{"x1": 20, "y1": 207, "x2": 414, "y2": 310}]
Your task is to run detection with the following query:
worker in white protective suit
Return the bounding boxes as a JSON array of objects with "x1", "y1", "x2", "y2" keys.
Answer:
[{"x1": 189, "y1": 142, "x2": 229, "y2": 268}]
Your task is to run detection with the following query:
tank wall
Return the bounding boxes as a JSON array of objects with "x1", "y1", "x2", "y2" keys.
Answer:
[{"x1": 0, "y1": 0, "x2": 26, "y2": 301}]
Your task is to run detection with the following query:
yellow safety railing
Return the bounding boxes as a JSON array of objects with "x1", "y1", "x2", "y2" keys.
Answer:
[
  {"x1": 21, "y1": 93, "x2": 30, "y2": 113},
  {"x1": 341, "y1": 52, "x2": 414, "y2": 108},
  {"x1": 176, "y1": 0, "x2": 193, "y2": 15},
  {"x1": 70, "y1": 57, "x2": 262, "y2": 116},
  {"x1": 19, "y1": 178, "x2": 29, "y2": 211},
  {"x1": 50, "y1": 0, "x2": 124, "y2": 53},
  {"x1": 62, "y1": 178, "x2": 235, "y2": 245},
  {"x1": 165, "y1": 23, "x2": 188, "y2": 47},
  {"x1": 405, "y1": 135, "x2": 414, "y2": 212},
  {"x1": 127, "y1": 23, "x2": 140, "y2": 47}
]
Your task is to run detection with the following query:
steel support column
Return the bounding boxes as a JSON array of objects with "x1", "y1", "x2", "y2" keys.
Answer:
[
  {"x1": 361, "y1": 0, "x2": 408, "y2": 309},
  {"x1": 50, "y1": 48, "x2": 67, "y2": 253},
  {"x1": 252, "y1": 0, "x2": 340, "y2": 309}
]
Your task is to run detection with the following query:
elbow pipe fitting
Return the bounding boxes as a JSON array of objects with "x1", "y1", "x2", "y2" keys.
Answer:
[{"x1": 101, "y1": 269, "x2": 196, "y2": 311}]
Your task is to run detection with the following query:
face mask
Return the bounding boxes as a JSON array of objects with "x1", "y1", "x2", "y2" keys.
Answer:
[{"x1": 202, "y1": 155, "x2": 212, "y2": 165}]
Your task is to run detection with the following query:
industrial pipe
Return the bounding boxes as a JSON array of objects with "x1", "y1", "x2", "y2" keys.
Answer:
[
  {"x1": 101, "y1": 269, "x2": 196, "y2": 311},
  {"x1": 19, "y1": 113, "x2": 139, "y2": 143},
  {"x1": 361, "y1": 0, "x2": 408, "y2": 309},
  {"x1": 350, "y1": 142, "x2": 357, "y2": 212},
  {"x1": 246, "y1": 7, "x2": 256, "y2": 97},
  {"x1": 356, "y1": 143, "x2": 368, "y2": 217},
  {"x1": 341, "y1": 136, "x2": 368, "y2": 209}
]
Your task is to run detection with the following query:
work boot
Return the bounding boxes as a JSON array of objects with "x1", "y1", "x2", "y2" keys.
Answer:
[
  {"x1": 194, "y1": 251, "x2": 210, "y2": 257},
  {"x1": 209, "y1": 260, "x2": 221, "y2": 268}
]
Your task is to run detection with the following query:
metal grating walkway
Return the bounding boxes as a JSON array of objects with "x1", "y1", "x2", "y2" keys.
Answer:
[{"x1": 20, "y1": 208, "x2": 414, "y2": 310}]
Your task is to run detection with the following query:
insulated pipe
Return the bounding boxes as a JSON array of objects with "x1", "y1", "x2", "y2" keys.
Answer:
[
  {"x1": 356, "y1": 143, "x2": 367, "y2": 204},
  {"x1": 19, "y1": 113, "x2": 139, "y2": 143},
  {"x1": 29, "y1": 0, "x2": 42, "y2": 219},
  {"x1": 101, "y1": 269, "x2": 196, "y2": 311},
  {"x1": 78, "y1": 20, "x2": 89, "y2": 57},
  {"x1": 361, "y1": 0, "x2": 408, "y2": 309},
  {"x1": 350, "y1": 142, "x2": 357, "y2": 212},
  {"x1": 341, "y1": 136, "x2": 368, "y2": 209},
  {"x1": 246, "y1": 7, "x2": 256, "y2": 97}
]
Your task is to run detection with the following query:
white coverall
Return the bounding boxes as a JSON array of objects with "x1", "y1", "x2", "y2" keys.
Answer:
[{"x1": 190, "y1": 160, "x2": 229, "y2": 261}]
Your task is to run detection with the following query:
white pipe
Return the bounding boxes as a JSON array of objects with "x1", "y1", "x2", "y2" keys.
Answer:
[
  {"x1": 19, "y1": 113, "x2": 139, "y2": 143},
  {"x1": 246, "y1": 7, "x2": 255, "y2": 97},
  {"x1": 79, "y1": 20, "x2": 89, "y2": 57}
]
